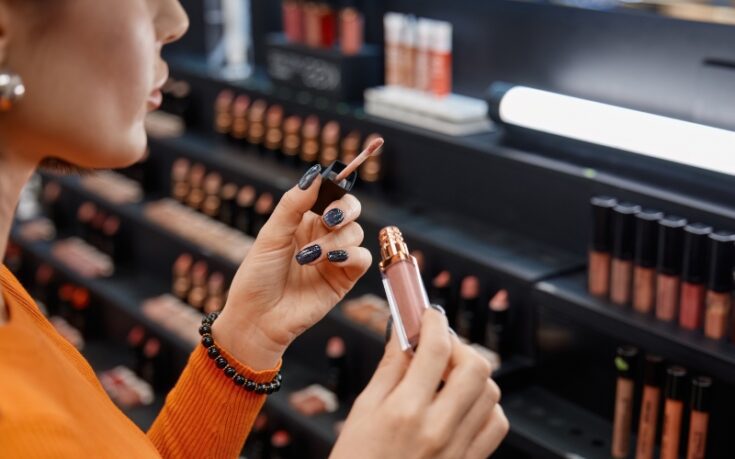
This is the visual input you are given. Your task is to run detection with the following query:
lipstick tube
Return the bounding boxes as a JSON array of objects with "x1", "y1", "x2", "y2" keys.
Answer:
[
  {"x1": 264, "y1": 105, "x2": 284, "y2": 151},
  {"x1": 656, "y1": 216, "x2": 687, "y2": 322},
  {"x1": 610, "y1": 203, "x2": 641, "y2": 306},
  {"x1": 633, "y1": 210, "x2": 663, "y2": 314},
  {"x1": 379, "y1": 226, "x2": 431, "y2": 351},
  {"x1": 686, "y1": 376, "x2": 712, "y2": 459},
  {"x1": 679, "y1": 223, "x2": 712, "y2": 330},
  {"x1": 635, "y1": 354, "x2": 664, "y2": 459},
  {"x1": 282, "y1": 0, "x2": 304, "y2": 44},
  {"x1": 661, "y1": 366, "x2": 687, "y2": 459},
  {"x1": 704, "y1": 231, "x2": 735, "y2": 340},
  {"x1": 339, "y1": 4, "x2": 363, "y2": 55},
  {"x1": 320, "y1": 121, "x2": 340, "y2": 167},
  {"x1": 611, "y1": 345, "x2": 638, "y2": 459},
  {"x1": 282, "y1": 115, "x2": 303, "y2": 165},
  {"x1": 214, "y1": 90, "x2": 234, "y2": 136},
  {"x1": 589, "y1": 196, "x2": 617, "y2": 297},
  {"x1": 384, "y1": 13, "x2": 404, "y2": 87},
  {"x1": 247, "y1": 99, "x2": 267, "y2": 146},
  {"x1": 429, "y1": 20, "x2": 452, "y2": 97}
]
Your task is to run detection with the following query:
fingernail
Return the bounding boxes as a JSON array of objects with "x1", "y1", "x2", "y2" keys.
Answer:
[
  {"x1": 385, "y1": 317, "x2": 393, "y2": 343},
  {"x1": 430, "y1": 304, "x2": 446, "y2": 315},
  {"x1": 327, "y1": 250, "x2": 349, "y2": 263},
  {"x1": 298, "y1": 164, "x2": 322, "y2": 190},
  {"x1": 295, "y1": 244, "x2": 322, "y2": 265},
  {"x1": 322, "y1": 208, "x2": 345, "y2": 228}
]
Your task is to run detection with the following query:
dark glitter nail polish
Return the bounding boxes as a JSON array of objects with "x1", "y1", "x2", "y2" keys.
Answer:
[
  {"x1": 295, "y1": 244, "x2": 322, "y2": 265},
  {"x1": 327, "y1": 250, "x2": 349, "y2": 263},
  {"x1": 322, "y1": 208, "x2": 345, "y2": 228},
  {"x1": 298, "y1": 164, "x2": 322, "y2": 190}
]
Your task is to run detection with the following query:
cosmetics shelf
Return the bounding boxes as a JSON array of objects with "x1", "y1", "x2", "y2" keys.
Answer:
[
  {"x1": 10, "y1": 226, "x2": 195, "y2": 352},
  {"x1": 503, "y1": 385, "x2": 615, "y2": 459},
  {"x1": 148, "y1": 132, "x2": 584, "y2": 285},
  {"x1": 82, "y1": 340, "x2": 165, "y2": 431},
  {"x1": 41, "y1": 172, "x2": 239, "y2": 279},
  {"x1": 534, "y1": 271, "x2": 735, "y2": 385}
]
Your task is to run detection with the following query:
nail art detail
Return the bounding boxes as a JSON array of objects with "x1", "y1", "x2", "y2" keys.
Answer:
[
  {"x1": 295, "y1": 244, "x2": 322, "y2": 265},
  {"x1": 322, "y1": 208, "x2": 345, "y2": 228},
  {"x1": 327, "y1": 250, "x2": 349, "y2": 263},
  {"x1": 298, "y1": 164, "x2": 322, "y2": 190}
]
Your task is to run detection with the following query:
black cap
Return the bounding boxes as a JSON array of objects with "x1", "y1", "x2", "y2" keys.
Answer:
[
  {"x1": 590, "y1": 196, "x2": 618, "y2": 252},
  {"x1": 657, "y1": 216, "x2": 688, "y2": 275},
  {"x1": 634, "y1": 209, "x2": 663, "y2": 268},
  {"x1": 665, "y1": 366, "x2": 688, "y2": 401},
  {"x1": 682, "y1": 223, "x2": 713, "y2": 284},
  {"x1": 614, "y1": 345, "x2": 639, "y2": 379},
  {"x1": 690, "y1": 376, "x2": 712, "y2": 412},
  {"x1": 642, "y1": 354, "x2": 665, "y2": 387},
  {"x1": 707, "y1": 231, "x2": 735, "y2": 292},
  {"x1": 612, "y1": 203, "x2": 641, "y2": 260},
  {"x1": 311, "y1": 161, "x2": 358, "y2": 214}
]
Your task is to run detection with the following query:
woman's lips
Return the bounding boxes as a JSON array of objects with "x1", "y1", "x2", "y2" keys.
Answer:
[{"x1": 147, "y1": 89, "x2": 163, "y2": 111}]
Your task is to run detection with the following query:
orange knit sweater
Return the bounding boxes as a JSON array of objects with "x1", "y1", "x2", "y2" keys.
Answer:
[{"x1": 0, "y1": 265, "x2": 280, "y2": 458}]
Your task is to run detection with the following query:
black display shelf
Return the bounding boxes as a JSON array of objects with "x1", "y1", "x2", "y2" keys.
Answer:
[
  {"x1": 165, "y1": 52, "x2": 735, "y2": 261},
  {"x1": 534, "y1": 270, "x2": 735, "y2": 385},
  {"x1": 503, "y1": 385, "x2": 615, "y2": 459},
  {"x1": 82, "y1": 341, "x2": 165, "y2": 431},
  {"x1": 10, "y1": 226, "x2": 194, "y2": 354},
  {"x1": 148, "y1": 132, "x2": 584, "y2": 285},
  {"x1": 41, "y1": 171, "x2": 239, "y2": 278}
]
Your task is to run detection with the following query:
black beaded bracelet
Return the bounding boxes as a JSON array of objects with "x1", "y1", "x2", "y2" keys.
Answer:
[{"x1": 199, "y1": 312, "x2": 282, "y2": 395}]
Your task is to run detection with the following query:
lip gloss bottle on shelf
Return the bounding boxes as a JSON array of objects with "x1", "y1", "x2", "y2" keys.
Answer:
[
  {"x1": 588, "y1": 196, "x2": 617, "y2": 298},
  {"x1": 655, "y1": 216, "x2": 687, "y2": 322},
  {"x1": 704, "y1": 231, "x2": 735, "y2": 340},
  {"x1": 633, "y1": 209, "x2": 663, "y2": 314},
  {"x1": 679, "y1": 223, "x2": 712, "y2": 330}
]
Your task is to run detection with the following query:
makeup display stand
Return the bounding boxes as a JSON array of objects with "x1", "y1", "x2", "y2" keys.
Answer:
[
  {"x1": 265, "y1": 34, "x2": 381, "y2": 103},
  {"x1": 8, "y1": 1, "x2": 735, "y2": 458}
]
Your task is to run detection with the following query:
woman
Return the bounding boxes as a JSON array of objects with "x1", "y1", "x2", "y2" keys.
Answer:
[{"x1": 0, "y1": 1, "x2": 509, "y2": 458}]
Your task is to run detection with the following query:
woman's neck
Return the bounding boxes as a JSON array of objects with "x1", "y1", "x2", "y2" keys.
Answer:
[{"x1": 0, "y1": 151, "x2": 38, "y2": 325}]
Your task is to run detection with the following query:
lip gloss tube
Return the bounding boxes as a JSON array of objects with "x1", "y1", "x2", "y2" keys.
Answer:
[
  {"x1": 656, "y1": 216, "x2": 687, "y2": 322},
  {"x1": 612, "y1": 345, "x2": 638, "y2": 459},
  {"x1": 704, "y1": 231, "x2": 735, "y2": 340},
  {"x1": 635, "y1": 354, "x2": 664, "y2": 459},
  {"x1": 679, "y1": 223, "x2": 712, "y2": 330},
  {"x1": 610, "y1": 203, "x2": 641, "y2": 306},
  {"x1": 633, "y1": 210, "x2": 663, "y2": 314},
  {"x1": 661, "y1": 366, "x2": 687, "y2": 459},
  {"x1": 379, "y1": 226, "x2": 431, "y2": 351},
  {"x1": 589, "y1": 196, "x2": 617, "y2": 298},
  {"x1": 686, "y1": 376, "x2": 712, "y2": 459}
]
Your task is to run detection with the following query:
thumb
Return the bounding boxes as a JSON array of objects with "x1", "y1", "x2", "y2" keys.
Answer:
[{"x1": 260, "y1": 164, "x2": 322, "y2": 242}]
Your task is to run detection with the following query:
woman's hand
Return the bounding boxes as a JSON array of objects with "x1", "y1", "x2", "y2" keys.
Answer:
[
  {"x1": 212, "y1": 165, "x2": 373, "y2": 370},
  {"x1": 331, "y1": 309, "x2": 510, "y2": 459}
]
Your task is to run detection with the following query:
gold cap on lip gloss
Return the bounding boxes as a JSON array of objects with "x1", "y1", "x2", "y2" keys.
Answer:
[{"x1": 379, "y1": 226, "x2": 411, "y2": 271}]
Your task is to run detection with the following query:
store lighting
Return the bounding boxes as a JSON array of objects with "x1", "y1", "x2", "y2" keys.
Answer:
[{"x1": 488, "y1": 83, "x2": 735, "y2": 176}]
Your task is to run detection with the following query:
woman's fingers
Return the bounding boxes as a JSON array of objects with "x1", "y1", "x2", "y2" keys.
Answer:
[
  {"x1": 464, "y1": 404, "x2": 510, "y2": 459},
  {"x1": 294, "y1": 222, "x2": 364, "y2": 265},
  {"x1": 351, "y1": 323, "x2": 412, "y2": 412},
  {"x1": 319, "y1": 247, "x2": 373, "y2": 282},
  {"x1": 260, "y1": 164, "x2": 322, "y2": 242},
  {"x1": 436, "y1": 380, "x2": 500, "y2": 458},
  {"x1": 427, "y1": 343, "x2": 495, "y2": 435},
  {"x1": 391, "y1": 308, "x2": 453, "y2": 406},
  {"x1": 321, "y1": 194, "x2": 362, "y2": 230}
]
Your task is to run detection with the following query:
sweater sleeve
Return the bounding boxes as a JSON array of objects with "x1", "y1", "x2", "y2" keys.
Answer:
[{"x1": 147, "y1": 343, "x2": 280, "y2": 459}]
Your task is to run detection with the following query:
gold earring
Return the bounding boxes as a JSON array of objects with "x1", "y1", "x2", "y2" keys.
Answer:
[{"x1": 0, "y1": 69, "x2": 25, "y2": 111}]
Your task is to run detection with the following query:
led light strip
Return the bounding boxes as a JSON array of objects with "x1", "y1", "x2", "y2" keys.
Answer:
[{"x1": 493, "y1": 85, "x2": 735, "y2": 176}]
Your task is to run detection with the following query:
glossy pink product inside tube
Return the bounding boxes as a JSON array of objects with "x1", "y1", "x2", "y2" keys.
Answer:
[{"x1": 379, "y1": 226, "x2": 431, "y2": 351}]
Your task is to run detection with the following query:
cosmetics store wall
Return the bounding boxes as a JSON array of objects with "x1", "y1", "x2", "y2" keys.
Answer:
[
  {"x1": 161, "y1": 2, "x2": 735, "y2": 457},
  {"x1": 175, "y1": 0, "x2": 735, "y2": 258}
]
